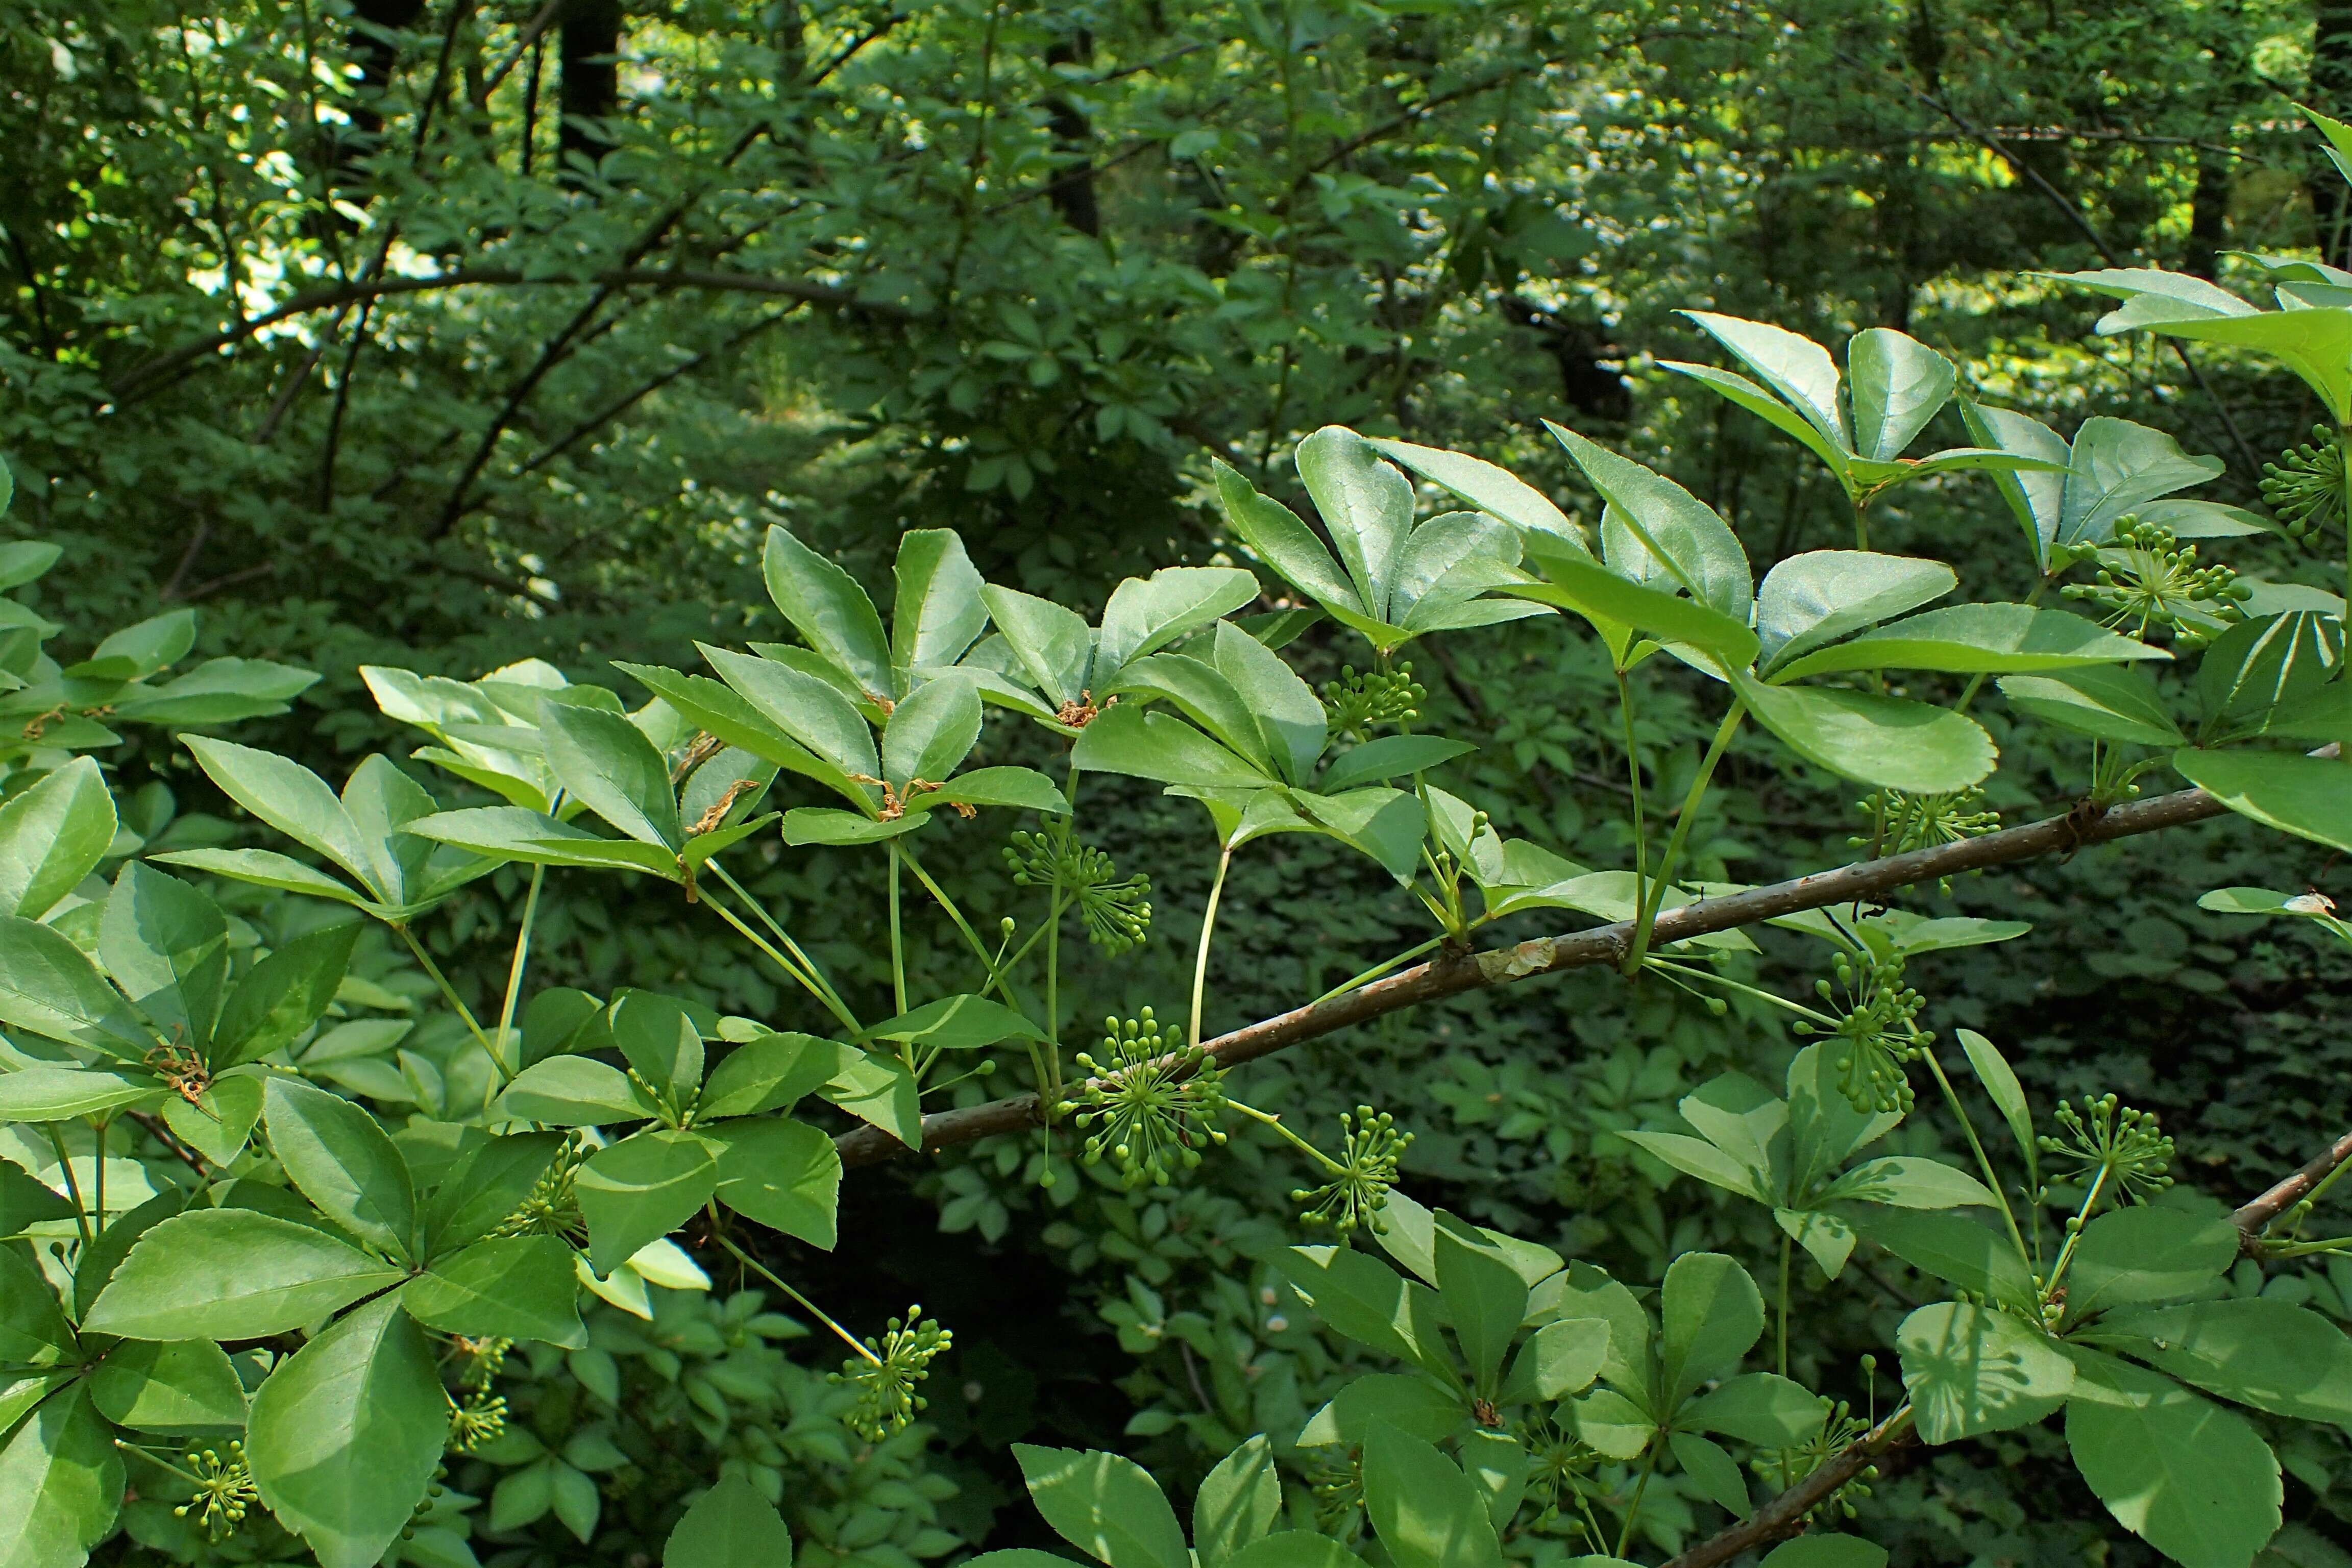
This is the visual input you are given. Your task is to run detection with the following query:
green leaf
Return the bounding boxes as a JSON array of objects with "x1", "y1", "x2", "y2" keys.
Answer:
[
  {"x1": 1296, "y1": 426, "x2": 1414, "y2": 620},
  {"x1": 69, "y1": 608, "x2": 194, "y2": 681},
  {"x1": 247, "y1": 1294, "x2": 448, "y2": 1568},
  {"x1": 1436, "y1": 1229, "x2": 1529, "y2": 1392},
  {"x1": 700, "y1": 1032, "x2": 842, "y2": 1118},
  {"x1": 263, "y1": 1077, "x2": 416, "y2": 1262},
  {"x1": 1071, "y1": 703, "x2": 1271, "y2": 788},
  {"x1": 1847, "y1": 328, "x2": 1954, "y2": 460},
  {"x1": 701, "y1": 645, "x2": 881, "y2": 793},
  {"x1": 1735, "y1": 674, "x2": 1996, "y2": 793},
  {"x1": 84, "y1": 1207, "x2": 404, "y2": 1340},
  {"x1": 577, "y1": 1130, "x2": 717, "y2": 1276},
  {"x1": 1194, "y1": 1435, "x2": 1281, "y2": 1568},
  {"x1": 664, "y1": 1473, "x2": 795, "y2": 1568},
  {"x1": 98, "y1": 862, "x2": 229, "y2": 1050},
  {"x1": 780, "y1": 807, "x2": 923, "y2": 846},
  {"x1": 1668, "y1": 1431, "x2": 1751, "y2": 1516},
  {"x1": 422, "y1": 1132, "x2": 564, "y2": 1259},
  {"x1": 1680, "y1": 312, "x2": 1851, "y2": 454},
  {"x1": 609, "y1": 989, "x2": 703, "y2": 1098},
  {"x1": 978, "y1": 586, "x2": 1096, "y2": 709},
  {"x1": 2066, "y1": 1202, "x2": 2239, "y2": 1318},
  {"x1": 2173, "y1": 750, "x2": 2352, "y2": 854},
  {"x1": 0, "y1": 1065, "x2": 160, "y2": 1123},
  {"x1": 1621, "y1": 1131, "x2": 1766, "y2": 1202},
  {"x1": 1504, "y1": 1316, "x2": 1610, "y2": 1402},
  {"x1": 2059, "y1": 417, "x2": 2227, "y2": 548},
  {"x1": 0, "y1": 758, "x2": 113, "y2": 920},
  {"x1": 1759, "y1": 1537, "x2": 1889, "y2": 1568},
  {"x1": 892, "y1": 529, "x2": 989, "y2": 674},
  {"x1": 763, "y1": 525, "x2": 892, "y2": 699},
  {"x1": 541, "y1": 702, "x2": 683, "y2": 849},
  {"x1": 0, "y1": 1385, "x2": 121, "y2": 1568},
  {"x1": 87, "y1": 1339, "x2": 246, "y2": 1433},
  {"x1": 150, "y1": 846, "x2": 372, "y2": 906},
  {"x1": 713, "y1": 1117, "x2": 840, "y2": 1248},
  {"x1": 1213, "y1": 622, "x2": 1326, "y2": 782},
  {"x1": 498, "y1": 1054, "x2": 655, "y2": 1126},
  {"x1": 1214, "y1": 459, "x2": 1361, "y2": 612},
  {"x1": 1516, "y1": 550, "x2": 1758, "y2": 668},
  {"x1": 1095, "y1": 566, "x2": 1262, "y2": 679},
  {"x1": 183, "y1": 737, "x2": 383, "y2": 896},
  {"x1": 1680, "y1": 1371, "x2": 1828, "y2": 1446},
  {"x1": 1775, "y1": 1207, "x2": 1858, "y2": 1280},
  {"x1": 881, "y1": 672, "x2": 984, "y2": 790},
  {"x1": 1283, "y1": 1244, "x2": 1442, "y2": 1369},
  {"x1": 1307, "y1": 1378, "x2": 1461, "y2": 1452},
  {"x1": 1573, "y1": 1387, "x2": 1655, "y2": 1459},
  {"x1": 820, "y1": 1051, "x2": 922, "y2": 1147},
  {"x1": 1013, "y1": 1444, "x2": 1189, "y2": 1568},
  {"x1": 1852, "y1": 1208, "x2": 2036, "y2": 1311},
  {"x1": 1662, "y1": 358, "x2": 1853, "y2": 484},
  {"x1": 1368, "y1": 437, "x2": 1581, "y2": 542},
  {"x1": 2108, "y1": 1297, "x2": 2352, "y2": 1423},
  {"x1": 910, "y1": 765, "x2": 1070, "y2": 817},
  {"x1": 404, "y1": 805, "x2": 681, "y2": 877},
  {"x1": 2111, "y1": 301, "x2": 2352, "y2": 425},
  {"x1": 1955, "y1": 1028, "x2": 2036, "y2": 1179},
  {"x1": 1771, "y1": 604, "x2": 2162, "y2": 682},
  {"x1": 869, "y1": 994, "x2": 1044, "y2": 1054},
  {"x1": 1897, "y1": 1300, "x2": 2074, "y2": 1442},
  {"x1": 112, "y1": 656, "x2": 317, "y2": 725},
  {"x1": 0, "y1": 916, "x2": 155, "y2": 1059},
  {"x1": 211, "y1": 920, "x2": 360, "y2": 1068},
  {"x1": 2064, "y1": 1348, "x2": 2282, "y2": 1568},
  {"x1": 0, "y1": 1158, "x2": 71, "y2": 1232},
  {"x1": 1659, "y1": 1252, "x2": 1762, "y2": 1407},
  {"x1": 1753, "y1": 551, "x2": 1956, "y2": 674},
  {"x1": 2197, "y1": 612, "x2": 2344, "y2": 744},
  {"x1": 1958, "y1": 401, "x2": 2074, "y2": 562},
  {"x1": 1319, "y1": 736, "x2": 1476, "y2": 793},
  {"x1": 1360, "y1": 1422, "x2": 1507, "y2": 1568},
  {"x1": 0, "y1": 1243, "x2": 74, "y2": 1366},
  {"x1": 1819, "y1": 1157, "x2": 1995, "y2": 1210},
  {"x1": 1998, "y1": 667, "x2": 2184, "y2": 747},
  {"x1": 0, "y1": 542, "x2": 60, "y2": 589},
  {"x1": 1222, "y1": 1536, "x2": 1364, "y2": 1568},
  {"x1": 1545, "y1": 424, "x2": 1752, "y2": 617},
  {"x1": 404, "y1": 1235, "x2": 585, "y2": 1348}
]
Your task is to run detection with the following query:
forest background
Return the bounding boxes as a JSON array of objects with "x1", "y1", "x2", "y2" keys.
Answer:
[{"x1": 6, "y1": 0, "x2": 2351, "y2": 1562}]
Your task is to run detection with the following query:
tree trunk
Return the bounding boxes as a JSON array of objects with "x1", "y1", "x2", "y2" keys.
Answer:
[
  {"x1": 1043, "y1": 30, "x2": 1100, "y2": 236},
  {"x1": 2313, "y1": 0, "x2": 2352, "y2": 261},
  {"x1": 559, "y1": 0, "x2": 623, "y2": 182},
  {"x1": 334, "y1": 0, "x2": 429, "y2": 192}
]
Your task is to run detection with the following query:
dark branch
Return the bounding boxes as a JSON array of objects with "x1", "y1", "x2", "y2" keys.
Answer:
[
  {"x1": 1660, "y1": 1415, "x2": 1915, "y2": 1568},
  {"x1": 2235, "y1": 1130, "x2": 2352, "y2": 1245},
  {"x1": 838, "y1": 775, "x2": 2243, "y2": 1168}
]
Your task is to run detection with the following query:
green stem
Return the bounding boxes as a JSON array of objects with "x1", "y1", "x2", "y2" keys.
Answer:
[
  {"x1": 1309, "y1": 935, "x2": 1447, "y2": 1009},
  {"x1": 1954, "y1": 579, "x2": 2051, "y2": 718},
  {"x1": 2286, "y1": 1148, "x2": 2352, "y2": 1241},
  {"x1": 886, "y1": 841, "x2": 908, "y2": 1017},
  {"x1": 1615, "y1": 1438, "x2": 1662, "y2": 1558},
  {"x1": 1044, "y1": 886, "x2": 1065, "y2": 1109},
  {"x1": 486, "y1": 864, "x2": 545, "y2": 1082},
  {"x1": 2043, "y1": 1164, "x2": 2113, "y2": 1299},
  {"x1": 1227, "y1": 1098, "x2": 1344, "y2": 1175},
  {"x1": 1624, "y1": 701, "x2": 1746, "y2": 974},
  {"x1": 899, "y1": 846, "x2": 996, "y2": 977},
  {"x1": 1642, "y1": 958, "x2": 1839, "y2": 1025},
  {"x1": 1920, "y1": 1050, "x2": 2030, "y2": 1265},
  {"x1": 396, "y1": 924, "x2": 493, "y2": 1051},
  {"x1": 91, "y1": 1116, "x2": 107, "y2": 1243},
  {"x1": 1777, "y1": 1230, "x2": 1791, "y2": 1379},
  {"x1": 45, "y1": 1125, "x2": 91, "y2": 1251},
  {"x1": 709, "y1": 1224, "x2": 878, "y2": 1364},
  {"x1": 705, "y1": 861, "x2": 857, "y2": 1024},
  {"x1": 1190, "y1": 846, "x2": 1233, "y2": 1051},
  {"x1": 700, "y1": 887, "x2": 867, "y2": 1041},
  {"x1": 1616, "y1": 669, "x2": 1649, "y2": 909}
]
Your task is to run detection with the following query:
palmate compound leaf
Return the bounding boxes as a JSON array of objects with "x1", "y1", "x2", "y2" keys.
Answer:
[
  {"x1": 246, "y1": 1294, "x2": 448, "y2": 1568},
  {"x1": 2064, "y1": 1348, "x2": 2283, "y2": 1568}
]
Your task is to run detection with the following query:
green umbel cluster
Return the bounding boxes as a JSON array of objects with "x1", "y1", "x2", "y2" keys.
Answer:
[
  {"x1": 1069, "y1": 1007, "x2": 1229, "y2": 1188},
  {"x1": 831, "y1": 1306, "x2": 954, "y2": 1442},
  {"x1": 1004, "y1": 829, "x2": 1153, "y2": 954},
  {"x1": 492, "y1": 1132, "x2": 591, "y2": 1245},
  {"x1": 2059, "y1": 516, "x2": 2252, "y2": 647},
  {"x1": 1795, "y1": 952, "x2": 1932, "y2": 1115},
  {"x1": 1292, "y1": 1106, "x2": 1414, "y2": 1236},
  {"x1": 2041, "y1": 1094, "x2": 2176, "y2": 1202},
  {"x1": 1321, "y1": 663, "x2": 1426, "y2": 739},
  {"x1": 175, "y1": 1442, "x2": 259, "y2": 1542},
  {"x1": 2260, "y1": 424, "x2": 2347, "y2": 545}
]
